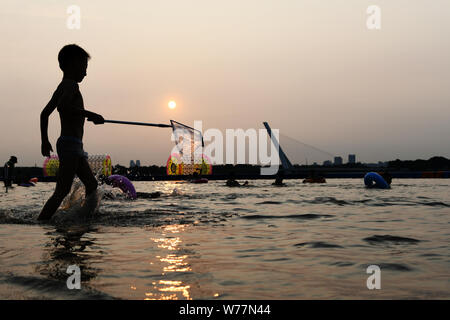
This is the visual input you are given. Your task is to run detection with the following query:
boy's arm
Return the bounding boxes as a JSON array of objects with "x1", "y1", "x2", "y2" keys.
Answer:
[
  {"x1": 66, "y1": 108, "x2": 104, "y2": 124},
  {"x1": 80, "y1": 109, "x2": 104, "y2": 124},
  {"x1": 40, "y1": 92, "x2": 58, "y2": 157},
  {"x1": 63, "y1": 107, "x2": 104, "y2": 124}
]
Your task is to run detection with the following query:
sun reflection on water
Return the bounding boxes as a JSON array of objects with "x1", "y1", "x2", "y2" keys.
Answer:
[
  {"x1": 146, "y1": 224, "x2": 192, "y2": 300},
  {"x1": 160, "y1": 254, "x2": 191, "y2": 272}
]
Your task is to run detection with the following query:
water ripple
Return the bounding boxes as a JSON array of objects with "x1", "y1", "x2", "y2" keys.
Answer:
[
  {"x1": 363, "y1": 235, "x2": 421, "y2": 244},
  {"x1": 241, "y1": 213, "x2": 333, "y2": 220},
  {"x1": 294, "y1": 241, "x2": 343, "y2": 249}
]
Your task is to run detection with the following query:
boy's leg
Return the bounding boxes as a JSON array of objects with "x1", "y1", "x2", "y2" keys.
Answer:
[
  {"x1": 37, "y1": 158, "x2": 77, "y2": 220},
  {"x1": 76, "y1": 157, "x2": 98, "y2": 195}
]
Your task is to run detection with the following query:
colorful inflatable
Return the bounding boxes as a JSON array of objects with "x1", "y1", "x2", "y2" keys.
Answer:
[
  {"x1": 364, "y1": 172, "x2": 390, "y2": 189},
  {"x1": 107, "y1": 175, "x2": 137, "y2": 199},
  {"x1": 194, "y1": 155, "x2": 213, "y2": 175},
  {"x1": 43, "y1": 154, "x2": 112, "y2": 177},
  {"x1": 166, "y1": 153, "x2": 184, "y2": 175},
  {"x1": 43, "y1": 155, "x2": 60, "y2": 177},
  {"x1": 166, "y1": 153, "x2": 212, "y2": 176},
  {"x1": 99, "y1": 155, "x2": 112, "y2": 176}
]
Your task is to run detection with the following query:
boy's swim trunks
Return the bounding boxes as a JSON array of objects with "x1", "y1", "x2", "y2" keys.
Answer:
[{"x1": 56, "y1": 136, "x2": 87, "y2": 161}]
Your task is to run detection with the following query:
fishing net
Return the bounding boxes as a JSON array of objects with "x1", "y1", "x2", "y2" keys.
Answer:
[{"x1": 168, "y1": 120, "x2": 210, "y2": 175}]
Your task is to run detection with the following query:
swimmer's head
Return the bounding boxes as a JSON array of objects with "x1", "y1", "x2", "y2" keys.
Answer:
[
  {"x1": 98, "y1": 174, "x2": 111, "y2": 185},
  {"x1": 381, "y1": 172, "x2": 392, "y2": 185}
]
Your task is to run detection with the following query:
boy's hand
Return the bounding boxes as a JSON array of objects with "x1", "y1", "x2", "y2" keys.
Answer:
[
  {"x1": 87, "y1": 113, "x2": 104, "y2": 125},
  {"x1": 41, "y1": 140, "x2": 53, "y2": 157}
]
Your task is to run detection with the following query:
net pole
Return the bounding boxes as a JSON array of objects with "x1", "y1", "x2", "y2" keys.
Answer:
[{"x1": 104, "y1": 120, "x2": 172, "y2": 128}]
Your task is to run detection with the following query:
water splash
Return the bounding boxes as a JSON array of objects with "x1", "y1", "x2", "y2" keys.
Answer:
[{"x1": 51, "y1": 179, "x2": 103, "y2": 225}]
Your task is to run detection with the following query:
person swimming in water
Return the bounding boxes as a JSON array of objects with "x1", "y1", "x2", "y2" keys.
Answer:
[
  {"x1": 99, "y1": 175, "x2": 161, "y2": 200},
  {"x1": 380, "y1": 170, "x2": 392, "y2": 185},
  {"x1": 226, "y1": 172, "x2": 241, "y2": 187},
  {"x1": 191, "y1": 171, "x2": 201, "y2": 181},
  {"x1": 38, "y1": 44, "x2": 104, "y2": 220},
  {"x1": 225, "y1": 172, "x2": 248, "y2": 187},
  {"x1": 272, "y1": 169, "x2": 285, "y2": 186}
]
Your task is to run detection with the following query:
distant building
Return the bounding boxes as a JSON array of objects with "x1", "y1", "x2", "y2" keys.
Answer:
[
  {"x1": 334, "y1": 156, "x2": 343, "y2": 166},
  {"x1": 323, "y1": 160, "x2": 332, "y2": 166},
  {"x1": 130, "y1": 160, "x2": 136, "y2": 168},
  {"x1": 365, "y1": 163, "x2": 378, "y2": 168},
  {"x1": 378, "y1": 161, "x2": 388, "y2": 167},
  {"x1": 365, "y1": 162, "x2": 387, "y2": 168},
  {"x1": 136, "y1": 160, "x2": 141, "y2": 167},
  {"x1": 348, "y1": 154, "x2": 356, "y2": 164}
]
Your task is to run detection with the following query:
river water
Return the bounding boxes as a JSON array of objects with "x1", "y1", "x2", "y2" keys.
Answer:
[{"x1": 0, "y1": 179, "x2": 449, "y2": 299}]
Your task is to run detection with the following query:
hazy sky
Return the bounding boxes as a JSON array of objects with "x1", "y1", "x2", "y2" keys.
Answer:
[{"x1": 1, "y1": 0, "x2": 449, "y2": 166}]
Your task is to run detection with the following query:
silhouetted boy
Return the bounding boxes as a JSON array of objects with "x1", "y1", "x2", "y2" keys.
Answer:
[{"x1": 38, "y1": 44, "x2": 104, "y2": 220}]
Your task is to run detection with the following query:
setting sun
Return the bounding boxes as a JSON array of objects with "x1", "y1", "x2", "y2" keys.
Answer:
[{"x1": 168, "y1": 101, "x2": 176, "y2": 109}]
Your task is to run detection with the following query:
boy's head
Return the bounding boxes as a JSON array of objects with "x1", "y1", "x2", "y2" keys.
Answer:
[
  {"x1": 58, "y1": 44, "x2": 90, "y2": 82},
  {"x1": 9, "y1": 156, "x2": 17, "y2": 164}
]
